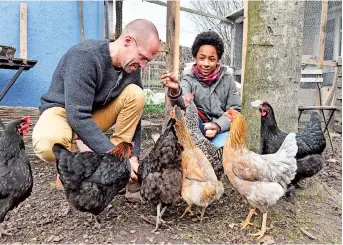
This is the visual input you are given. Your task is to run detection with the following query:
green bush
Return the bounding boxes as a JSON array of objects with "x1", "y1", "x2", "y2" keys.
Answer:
[{"x1": 143, "y1": 103, "x2": 164, "y2": 115}]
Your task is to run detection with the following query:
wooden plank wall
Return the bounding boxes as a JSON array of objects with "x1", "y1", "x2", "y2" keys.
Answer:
[{"x1": 334, "y1": 56, "x2": 342, "y2": 133}]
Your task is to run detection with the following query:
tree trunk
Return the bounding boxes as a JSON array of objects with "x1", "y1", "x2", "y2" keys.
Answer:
[
  {"x1": 115, "y1": 0, "x2": 123, "y2": 40},
  {"x1": 242, "y1": 1, "x2": 305, "y2": 152}
]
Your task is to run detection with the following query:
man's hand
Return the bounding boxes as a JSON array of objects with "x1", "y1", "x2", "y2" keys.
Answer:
[
  {"x1": 75, "y1": 139, "x2": 93, "y2": 152},
  {"x1": 204, "y1": 122, "x2": 218, "y2": 139},
  {"x1": 129, "y1": 156, "x2": 139, "y2": 183},
  {"x1": 161, "y1": 71, "x2": 179, "y2": 95}
]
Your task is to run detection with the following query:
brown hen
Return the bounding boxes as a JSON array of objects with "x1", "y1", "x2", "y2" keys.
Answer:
[{"x1": 171, "y1": 105, "x2": 223, "y2": 222}]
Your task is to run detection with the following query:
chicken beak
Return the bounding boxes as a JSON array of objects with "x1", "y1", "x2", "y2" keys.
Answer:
[{"x1": 258, "y1": 105, "x2": 263, "y2": 114}]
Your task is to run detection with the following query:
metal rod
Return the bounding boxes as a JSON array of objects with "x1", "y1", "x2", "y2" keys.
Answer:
[
  {"x1": 104, "y1": 0, "x2": 109, "y2": 39},
  {"x1": 148, "y1": 65, "x2": 151, "y2": 89},
  {"x1": 78, "y1": 0, "x2": 85, "y2": 41},
  {"x1": 0, "y1": 66, "x2": 25, "y2": 101},
  {"x1": 325, "y1": 111, "x2": 335, "y2": 153},
  {"x1": 320, "y1": 108, "x2": 334, "y2": 153},
  {"x1": 143, "y1": 0, "x2": 233, "y2": 24}
]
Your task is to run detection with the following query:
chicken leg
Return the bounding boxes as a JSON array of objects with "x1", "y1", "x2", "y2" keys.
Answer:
[
  {"x1": 285, "y1": 185, "x2": 296, "y2": 203},
  {"x1": 0, "y1": 224, "x2": 12, "y2": 238},
  {"x1": 180, "y1": 204, "x2": 193, "y2": 218},
  {"x1": 87, "y1": 214, "x2": 101, "y2": 229},
  {"x1": 199, "y1": 206, "x2": 207, "y2": 223},
  {"x1": 152, "y1": 203, "x2": 167, "y2": 233},
  {"x1": 240, "y1": 208, "x2": 256, "y2": 229},
  {"x1": 250, "y1": 212, "x2": 267, "y2": 239}
]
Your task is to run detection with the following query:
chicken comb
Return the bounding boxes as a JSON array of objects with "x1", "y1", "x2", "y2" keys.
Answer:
[
  {"x1": 21, "y1": 116, "x2": 31, "y2": 124},
  {"x1": 184, "y1": 93, "x2": 194, "y2": 101},
  {"x1": 182, "y1": 93, "x2": 194, "y2": 108},
  {"x1": 228, "y1": 107, "x2": 236, "y2": 114},
  {"x1": 262, "y1": 100, "x2": 268, "y2": 105}
]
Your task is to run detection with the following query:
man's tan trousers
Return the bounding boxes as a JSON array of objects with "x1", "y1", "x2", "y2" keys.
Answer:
[{"x1": 32, "y1": 84, "x2": 144, "y2": 163}]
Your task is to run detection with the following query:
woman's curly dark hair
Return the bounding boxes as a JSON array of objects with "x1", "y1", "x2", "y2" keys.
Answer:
[{"x1": 191, "y1": 31, "x2": 224, "y2": 60}]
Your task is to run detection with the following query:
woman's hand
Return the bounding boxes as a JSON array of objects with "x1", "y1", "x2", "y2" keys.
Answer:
[
  {"x1": 161, "y1": 71, "x2": 179, "y2": 94},
  {"x1": 75, "y1": 139, "x2": 93, "y2": 152},
  {"x1": 204, "y1": 122, "x2": 218, "y2": 139}
]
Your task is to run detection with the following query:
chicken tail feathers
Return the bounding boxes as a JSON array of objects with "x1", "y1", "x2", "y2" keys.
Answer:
[
  {"x1": 309, "y1": 111, "x2": 321, "y2": 125},
  {"x1": 275, "y1": 133, "x2": 298, "y2": 159},
  {"x1": 165, "y1": 118, "x2": 176, "y2": 133},
  {"x1": 303, "y1": 111, "x2": 323, "y2": 133}
]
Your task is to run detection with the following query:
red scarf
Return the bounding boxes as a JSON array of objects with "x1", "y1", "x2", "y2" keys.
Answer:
[
  {"x1": 197, "y1": 108, "x2": 210, "y2": 123},
  {"x1": 192, "y1": 64, "x2": 221, "y2": 85},
  {"x1": 192, "y1": 64, "x2": 221, "y2": 122}
]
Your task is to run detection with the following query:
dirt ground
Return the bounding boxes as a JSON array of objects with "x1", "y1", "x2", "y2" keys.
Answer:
[{"x1": 1, "y1": 131, "x2": 341, "y2": 244}]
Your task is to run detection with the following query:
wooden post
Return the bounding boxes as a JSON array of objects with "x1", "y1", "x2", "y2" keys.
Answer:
[
  {"x1": 166, "y1": 0, "x2": 176, "y2": 75},
  {"x1": 316, "y1": 0, "x2": 328, "y2": 105},
  {"x1": 318, "y1": 0, "x2": 328, "y2": 70},
  {"x1": 240, "y1": 0, "x2": 248, "y2": 101},
  {"x1": 173, "y1": 0, "x2": 180, "y2": 79},
  {"x1": 333, "y1": 57, "x2": 342, "y2": 133},
  {"x1": 20, "y1": 3, "x2": 27, "y2": 60},
  {"x1": 325, "y1": 66, "x2": 339, "y2": 106},
  {"x1": 163, "y1": 0, "x2": 179, "y2": 129}
]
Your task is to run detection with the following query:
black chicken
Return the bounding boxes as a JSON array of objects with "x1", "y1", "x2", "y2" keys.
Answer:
[
  {"x1": 0, "y1": 116, "x2": 33, "y2": 237},
  {"x1": 138, "y1": 118, "x2": 183, "y2": 232},
  {"x1": 53, "y1": 142, "x2": 132, "y2": 225},
  {"x1": 258, "y1": 101, "x2": 326, "y2": 201}
]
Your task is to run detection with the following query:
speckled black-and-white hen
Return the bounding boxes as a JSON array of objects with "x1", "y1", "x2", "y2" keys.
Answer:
[{"x1": 183, "y1": 94, "x2": 223, "y2": 178}]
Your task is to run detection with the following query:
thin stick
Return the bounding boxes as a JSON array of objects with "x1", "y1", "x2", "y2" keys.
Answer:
[{"x1": 125, "y1": 203, "x2": 155, "y2": 225}]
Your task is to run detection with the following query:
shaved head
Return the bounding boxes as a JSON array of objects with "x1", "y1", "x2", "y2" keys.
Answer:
[
  {"x1": 121, "y1": 19, "x2": 159, "y2": 46},
  {"x1": 111, "y1": 19, "x2": 160, "y2": 73}
]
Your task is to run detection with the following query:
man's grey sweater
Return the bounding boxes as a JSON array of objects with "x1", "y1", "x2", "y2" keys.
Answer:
[{"x1": 40, "y1": 39, "x2": 142, "y2": 156}]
